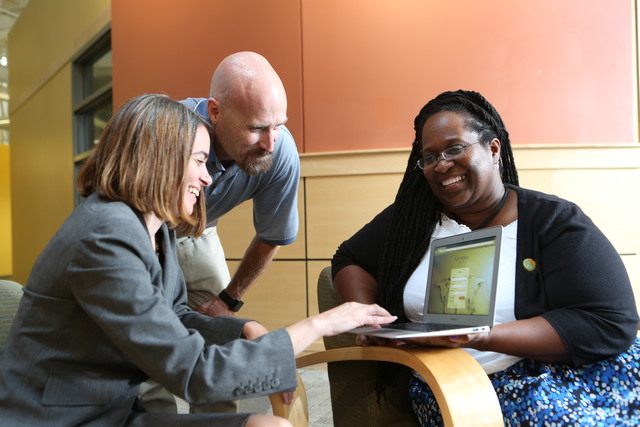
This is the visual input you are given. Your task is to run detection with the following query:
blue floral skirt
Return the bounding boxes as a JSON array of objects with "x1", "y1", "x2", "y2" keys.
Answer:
[{"x1": 409, "y1": 338, "x2": 640, "y2": 426}]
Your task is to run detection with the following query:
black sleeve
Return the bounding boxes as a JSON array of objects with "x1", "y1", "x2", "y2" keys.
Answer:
[{"x1": 331, "y1": 204, "x2": 394, "y2": 280}]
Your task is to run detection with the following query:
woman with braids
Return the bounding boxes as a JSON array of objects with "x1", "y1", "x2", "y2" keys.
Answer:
[{"x1": 332, "y1": 90, "x2": 640, "y2": 425}]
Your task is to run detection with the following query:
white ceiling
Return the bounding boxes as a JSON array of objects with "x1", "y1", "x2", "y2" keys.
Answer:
[
  {"x1": 0, "y1": 0, "x2": 29, "y2": 94},
  {"x1": 0, "y1": 0, "x2": 29, "y2": 44},
  {"x1": 0, "y1": 0, "x2": 28, "y2": 142}
]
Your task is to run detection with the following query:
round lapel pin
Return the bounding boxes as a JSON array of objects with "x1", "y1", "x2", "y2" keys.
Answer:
[{"x1": 523, "y1": 258, "x2": 536, "y2": 271}]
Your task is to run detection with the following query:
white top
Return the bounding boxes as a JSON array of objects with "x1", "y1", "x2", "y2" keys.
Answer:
[{"x1": 403, "y1": 215, "x2": 522, "y2": 374}]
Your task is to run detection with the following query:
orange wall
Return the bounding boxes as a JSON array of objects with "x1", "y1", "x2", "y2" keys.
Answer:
[
  {"x1": 111, "y1": 0, "x2": 304, "y2": 148},
  {"x1": 112, "y1": 0, "x2": 636, "y2": 153}
]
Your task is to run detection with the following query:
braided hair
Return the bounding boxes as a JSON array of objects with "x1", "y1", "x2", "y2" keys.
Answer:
[{"x1": 377, "y1": 90, "x2": 519, "y2": 320}]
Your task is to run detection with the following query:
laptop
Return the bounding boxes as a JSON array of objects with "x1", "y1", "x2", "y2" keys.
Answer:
[{"x1": 350, "y1": 225, "x2": 503, "y2": 338}]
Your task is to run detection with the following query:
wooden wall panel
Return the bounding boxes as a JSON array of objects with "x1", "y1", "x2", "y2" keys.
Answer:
[
  {"x1": 517, "y1": 168, "x2": 639, "y2": 255},
  {"x1": 229, "y1": 260, "x2": 307, "y2": 331},
  {"x1": 305, "y1": 174, "x2": 402, "y2": 259}
]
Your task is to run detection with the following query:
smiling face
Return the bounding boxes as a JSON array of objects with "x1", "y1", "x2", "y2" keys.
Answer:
[
  {"x1": 420, "y1": 111, "x2": 502, "y2": 217},
  {"x1": 182, "y1": 124, "x2": 213, "y2": 215}
]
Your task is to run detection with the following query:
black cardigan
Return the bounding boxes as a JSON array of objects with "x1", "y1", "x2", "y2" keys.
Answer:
[{"x1": 333, "y1": 185, "x2": 639, "y2": 366}]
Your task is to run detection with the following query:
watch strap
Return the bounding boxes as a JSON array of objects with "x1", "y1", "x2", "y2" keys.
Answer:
[{"x1": 218, "y1": 289, "x2": 244, "y2": 312}]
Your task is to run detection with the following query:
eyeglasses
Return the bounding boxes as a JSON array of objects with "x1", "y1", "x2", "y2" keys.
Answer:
[{"x1": 416, "y1": 142, "x2": 480, "y2": 169}]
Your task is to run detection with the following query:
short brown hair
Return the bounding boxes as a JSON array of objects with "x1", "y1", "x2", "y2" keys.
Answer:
[{"x1": 78, "y1": 94, "x2": 209, "y2": 236}]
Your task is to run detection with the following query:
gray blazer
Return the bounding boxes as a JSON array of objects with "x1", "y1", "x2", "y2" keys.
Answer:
[{"x1": 0, "y1": 193, "x2": 297, "y2": 426}]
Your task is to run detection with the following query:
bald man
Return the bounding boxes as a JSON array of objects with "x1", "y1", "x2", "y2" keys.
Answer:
[
  {"x1": 180, "y1": 51, "x2": 299, "y2": 317},
  {"x1": 140, "y1": 51, "x2": 300, "y2": 415}
]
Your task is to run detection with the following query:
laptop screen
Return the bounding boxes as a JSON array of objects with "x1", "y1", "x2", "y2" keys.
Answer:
[{"x1": 425, "y1": 232, "x2": 500, "y2": 317}]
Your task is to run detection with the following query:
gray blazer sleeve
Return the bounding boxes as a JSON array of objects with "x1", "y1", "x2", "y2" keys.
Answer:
[{"x1": 66, "y1": 201, "x2": 297, "y2": 403}]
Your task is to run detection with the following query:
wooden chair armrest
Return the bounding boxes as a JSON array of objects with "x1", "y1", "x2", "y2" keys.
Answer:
[{"x1": 270, "y1": 346, "x2": 502, "y2": 427}]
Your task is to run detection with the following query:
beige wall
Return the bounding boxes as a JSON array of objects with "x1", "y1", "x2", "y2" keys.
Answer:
[
  {"x1": 9, "y1": 68, "x2": 75, "y2": 283},
  {"x1": 219, "y1": 145, "x2": 640, "y2": 332},
  {"x1": 8, "y1": 0, "x2": 110, "y2": 284}
]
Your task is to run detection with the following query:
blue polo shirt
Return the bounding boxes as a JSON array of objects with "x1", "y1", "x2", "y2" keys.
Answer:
[{"x1": 181, "y1": 98, "x2": 300, "y2": 246}]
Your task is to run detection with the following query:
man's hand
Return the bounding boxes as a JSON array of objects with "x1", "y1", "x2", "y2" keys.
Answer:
[{"x1": 197, "y1": 297, "x2": 237, "y2": 317}]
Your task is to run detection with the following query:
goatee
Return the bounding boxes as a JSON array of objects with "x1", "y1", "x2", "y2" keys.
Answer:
[{"x1": 238, "y1": 149, "x2": 273, "y2": 176}]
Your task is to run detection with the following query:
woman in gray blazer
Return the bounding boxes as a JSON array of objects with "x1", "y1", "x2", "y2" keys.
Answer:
[{"x1": 0, "y1": 94, "x2": 395, "y2": 427}]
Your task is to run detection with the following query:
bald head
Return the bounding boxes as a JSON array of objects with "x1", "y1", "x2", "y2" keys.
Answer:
[{"x1": 209, "y1": 51, "x2": 286, "y2": 110}]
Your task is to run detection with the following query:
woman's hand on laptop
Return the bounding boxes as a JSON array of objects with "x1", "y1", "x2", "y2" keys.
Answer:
[{"x1": 285, "y1": 302, "x2": 396, "y2": 355}]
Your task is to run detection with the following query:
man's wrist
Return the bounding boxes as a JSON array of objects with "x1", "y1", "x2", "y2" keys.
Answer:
[{"x1": 218, "y1": 289, "x2": 244, "y2": 312}]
